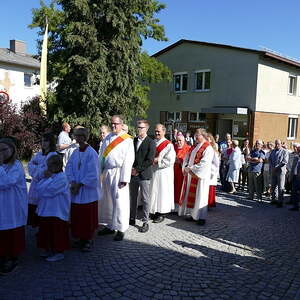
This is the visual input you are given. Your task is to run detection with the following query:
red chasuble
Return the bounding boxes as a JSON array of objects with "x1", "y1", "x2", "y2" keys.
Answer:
[
  {"x1": 174, "y1": 143, "x2": 191, "y2": 204},
  {"x1": 179, "y1": 141, "x2": 210, "y2": 208}
]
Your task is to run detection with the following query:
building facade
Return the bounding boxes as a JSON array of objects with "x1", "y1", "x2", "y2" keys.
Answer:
[
  {"x1": 147, "y1": 39, "x2": 300, "y2": 145},
  {"x1": 0, "y1": 40, "x2": 40, "y2": 107}
]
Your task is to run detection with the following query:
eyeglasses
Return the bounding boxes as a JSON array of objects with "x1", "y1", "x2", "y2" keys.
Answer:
[{"x1": 137, "y1": 127, "x2": 146, "y2": 129}]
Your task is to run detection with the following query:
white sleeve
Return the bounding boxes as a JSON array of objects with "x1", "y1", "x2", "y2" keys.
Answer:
[
  {"x1": 120, "y1": 139, "x2": 135, "y2": 183},
  {"x1": 190, "y1": 146, "x2": 214, "y2": 180},
  {"x1": 158, "y1": 144, "x2": 176, "y2": 169}
]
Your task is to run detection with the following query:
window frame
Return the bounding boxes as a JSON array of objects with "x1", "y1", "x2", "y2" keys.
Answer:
[
  {"x1": 288, "y1": 74, "x2": 297, "y2": 96},
  {"x1": 287, "y1": 115, "x2": 298, "y2": 140},
  {"x1": 24, "y1": 73, "x2": 33, "y2": 88},
  {"x1": 173, "y1": 72, "x2": 188, "y2": 93},
  {"x1": 194, "y1": 69, "x2": 211, "y2": 92},
  {"x1": 188, "y1": 112, "x2": 205, "y2": 122},
  {"x1": 167, "y1": 111, "x2": 182, "y2": 122}
]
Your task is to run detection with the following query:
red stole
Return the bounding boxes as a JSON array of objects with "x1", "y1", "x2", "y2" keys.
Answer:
[
  {"x1": 155, "y1": 139, "x2": 171, "y2": 157},
  {"x1": 174, "y1": 144, "x2": 191, "y2": 204},
  {"x1": 179, "y1": 141, "x2": 210, "y2": 208}
]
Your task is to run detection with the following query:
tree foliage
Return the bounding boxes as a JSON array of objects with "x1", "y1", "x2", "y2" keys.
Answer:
[{"x1": 29, "y1": 0, "x2": 171, "y2": 135}]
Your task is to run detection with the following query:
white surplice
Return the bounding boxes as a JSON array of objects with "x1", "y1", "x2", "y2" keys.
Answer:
[
  {"x1": 149, "y1": 138, "x2": 176, "y2": 214},
  {"x1": 178, "y1": 142, "x2": 214, "y2": 221},
  {"x1": 99, "y1": 133, "x2": 135, "y2": 232}
]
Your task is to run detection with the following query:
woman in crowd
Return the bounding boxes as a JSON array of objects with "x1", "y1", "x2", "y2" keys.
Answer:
[
  {"x1": 0, "y1": 138, "x2": 28, "y2": 274},
  {"x1": 226, "y1": 140, "x2": 242, "y2": 194},
  {"x1": 27, "y1": 133, "x2": 57, "y2": 227},
  {"x1": 207, "y1": 133, "x2": 220, "y2": 207},
  {"x1": 238, "y1": 139, "x2": 250, "y2": 191}
]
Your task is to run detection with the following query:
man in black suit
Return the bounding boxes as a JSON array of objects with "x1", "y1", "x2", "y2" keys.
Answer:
[{"x1": 130, "y1": 120, "x2": 156, "y2": 233}]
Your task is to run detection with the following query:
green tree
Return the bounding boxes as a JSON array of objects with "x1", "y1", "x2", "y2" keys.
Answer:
[{"x1": 30, "y1": 0, "x2": 171, "y2": 135}]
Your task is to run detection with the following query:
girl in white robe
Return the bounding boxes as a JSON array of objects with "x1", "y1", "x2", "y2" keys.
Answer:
[
  {"x1": 0, "y1": 138, "x2": 28, "y2": 274},
  {"x1": 36, "y1": 155, "x2": 71, "y2": 262},
  {"x1": 28, "y1": 133, "x2": 57, "y2": 226}
]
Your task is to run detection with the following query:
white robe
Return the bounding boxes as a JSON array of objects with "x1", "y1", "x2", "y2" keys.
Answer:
[
  {"x1": 65, "y1": 145, "x2": 101, "y2": 204},
  {"x1": 0, "y1": 160, "x2": 28, "y2": 230},
  {"x1": 210, "y1": 151, "x2": 220, "y2": 186},
  {"x1": 99, "y1": 133, "x2": 135, "y2": 232},
  {"x1": 150, "y1": 138, "x2": 176, "y2": 214},
  {"x1": 28, "y1": 151, "x2": 57, "y2": 205},
  {"x1": 178, "y1": 142, "x2": 214, "y2": 221},
  {"x1": 36, "y1": 172, "x2": 71, "y2": 221}
]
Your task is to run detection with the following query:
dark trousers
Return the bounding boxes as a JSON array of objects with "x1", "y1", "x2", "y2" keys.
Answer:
[
  {"x1": 248, "y1": 171, "x2": 263, "y2": 199},
  {"x1": 130, "y1": 176, "x2": 151, "y2": 223},
  {"x1": 291, "y1": 175, "x2": 300, "y2": 208}
]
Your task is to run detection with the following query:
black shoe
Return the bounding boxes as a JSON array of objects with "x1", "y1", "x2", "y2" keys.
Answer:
[
  {"x1": 149, "y1": 213, "x2": 156, "y2": 220},
  {"x1": 185, "y1": 216, "x2": 194, "y2": 222},
  {"x1": 129, "y1": 219, "x2": 136, "y2": 226},
  {"x1": 114, "y1": 231, "x2": 125, "y2": 241},
  {"x1": 270, "y1": 201, "x2": 277, "y2": 205},
  {"x1": 139, "y1": 222, "x2": 149, "y2": 233},
  {"x1": 197, "y1": 219, "x2": 206, "y2": 226},
  {"x1": 289, "y1": 207, "x2": 299, "y2": 211},
  {"x1": 153, "y1": 216, "x2": 165, "y2": 223},
  {"x1": 0, "y1": 260, "x2": 18, "y2": 275},
  {"x1": 276, "y1": 203, "x2": 283, "y2": 208},
  {"x1": 81, "y1": 240, "x2": 92, "y2": 252},
  {"x1": 97, "y1": 227, "x2": 115, "y2": 236},
  {"x1": 247, "y1": 197, "x2": 254, "y2": 200}
]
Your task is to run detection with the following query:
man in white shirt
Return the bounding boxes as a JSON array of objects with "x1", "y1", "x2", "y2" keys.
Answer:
[{"x1": 57, "y1": 123, "x2": 72, "y2": 154}]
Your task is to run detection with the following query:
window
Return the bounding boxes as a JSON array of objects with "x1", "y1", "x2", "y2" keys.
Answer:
[
  {"x1": 24, "y1": 73, "x2": 33, "y2": 87},
  {"x1": 189, "y1": 112, "x2": 205, "y2": 122},
  {"x1": 174, "y1": 73, "x2": 188, "y2": 92},
  {"x1": 195, "y1": 70, "x2": 211, "y2": 91},
  {"x1": 167, "y1": 112, "x2": 182, "y2": 121},
  {"x1": 288, "y1": 116, "x2": 298, "y2": 139},
  {"x1": 288, "y1": 75, "x2": 297, "y2": 95}
]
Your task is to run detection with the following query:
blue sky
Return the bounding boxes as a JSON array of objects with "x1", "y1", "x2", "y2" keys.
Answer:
[{"x1": 1, "y1": 0, "x2": 300, "y2": 61}]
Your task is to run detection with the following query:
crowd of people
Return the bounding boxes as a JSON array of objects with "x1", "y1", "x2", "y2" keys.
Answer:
[{"x1": 1, "y1": 115, "x2": 299, "y2": 274}]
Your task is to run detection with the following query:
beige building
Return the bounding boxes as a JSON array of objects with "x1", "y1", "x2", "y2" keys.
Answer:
[
  {"x1": 0, "y1": 40, "x2": 40, "y2": 107},
  {"x1": 147, "y1": 39, "x2": 300, "y2": 146}
]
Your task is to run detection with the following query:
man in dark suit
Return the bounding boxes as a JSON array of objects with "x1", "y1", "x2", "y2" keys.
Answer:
[
  {"x1": 289, "y1": 144, "x2": 300, "y2": 211},
  {"x1": 269, "y1": 139, "x2": 289, "y2": 208},
  {"x1": 130, "y1": 120, "x2": 156, "y2": 233}
]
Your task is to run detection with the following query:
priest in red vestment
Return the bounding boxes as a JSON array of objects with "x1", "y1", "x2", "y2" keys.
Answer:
[{"x1": 174, "y1": 134, "x2": 191, "y2": 208}]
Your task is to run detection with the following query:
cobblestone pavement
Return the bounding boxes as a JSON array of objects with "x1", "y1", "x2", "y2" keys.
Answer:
[{"x1": 1, "y1": 189, "x2": 300, "y2": 300}]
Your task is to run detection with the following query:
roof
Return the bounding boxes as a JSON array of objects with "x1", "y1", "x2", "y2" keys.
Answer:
[
  {"x1": 0, "y1": 48, "x2": 40, "y2": 69},
  {"x1": 152, "y1": 39, "x2": 300, "y2": 69}
]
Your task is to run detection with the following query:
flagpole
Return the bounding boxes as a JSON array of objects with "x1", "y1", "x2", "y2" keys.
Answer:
[{"x1": 39, "y1": 16, "x2": 48, "y2": 115}]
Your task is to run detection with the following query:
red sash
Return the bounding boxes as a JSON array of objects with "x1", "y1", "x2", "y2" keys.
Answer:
[
  {"x1": 179, "y1": 141, "x2": 210, "y2": 208},
  {"x1": 155, "y1": 140, "x2": 171, "y2": 157}
]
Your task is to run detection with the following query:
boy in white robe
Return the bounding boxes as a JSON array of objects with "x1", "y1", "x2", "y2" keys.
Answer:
[
  {"x1": 0, "y1": 138, "x2": 28, "y2": 274},
  {"x1": 149, "y1": 124, "x2": 176, "y2": 223},
  {"x1": 98, "y1": 115, "x2": 134, "y2": 241},
  {"x1": 65, "y1": 128, "x2": 100, "y2": 252},
  {"x1": 36, "y1": 155, "x2": 71, "y2": 262}
]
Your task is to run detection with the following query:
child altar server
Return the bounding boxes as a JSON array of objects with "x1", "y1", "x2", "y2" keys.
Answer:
[
  {"x1": 65, "y1": 127, "x2": 100, "y2": 252},
  {"x1": 0, "y1": 138, "x2": 28, "y2": 274},
  {"x1": 36, "y1": 155, "x2": 70, "y2": 261},
  {"x1": 28, "y1": 133, "x2": 57, "y2": 226}
]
